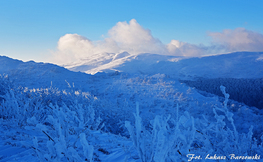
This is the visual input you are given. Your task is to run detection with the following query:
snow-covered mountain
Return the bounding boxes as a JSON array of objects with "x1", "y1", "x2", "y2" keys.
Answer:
[
  {"x1": 0, "y1": 55, "x2": 91, "y2": 90},
  {"x1": 66, "y1": 51, "x2": 263, "y2": 79},
  {"x1": 0, "y1": 53, "x2": 263, "y2": 161}
]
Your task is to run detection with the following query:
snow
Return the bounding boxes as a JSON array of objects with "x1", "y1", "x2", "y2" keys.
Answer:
[
  {"x1": 66, "y1": 51, "x2": 263, "y2": 79},
  {"x1": 0, "y1": 52, "x2": 263, "y2": 161}
]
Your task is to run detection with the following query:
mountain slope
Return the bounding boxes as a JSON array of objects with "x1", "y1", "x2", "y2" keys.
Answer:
[
  {"x1": 0, "y1": 55, "x2": 91, "y2": 90},
  {"x1": 66, "y1": 51, "x2": 263, "y2": 79}
]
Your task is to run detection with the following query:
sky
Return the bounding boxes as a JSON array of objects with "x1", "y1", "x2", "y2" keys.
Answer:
[{"x1": 0, "y1": 0, "x2": 263, "y2": 64}]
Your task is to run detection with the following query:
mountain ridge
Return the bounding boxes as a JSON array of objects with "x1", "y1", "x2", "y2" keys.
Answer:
[
  {"x1": 64, "y1": 51, "x2": 263, "y2": 79},
  {"x1": 0, "y1": 55, "x2": 91, "y2": 90}
]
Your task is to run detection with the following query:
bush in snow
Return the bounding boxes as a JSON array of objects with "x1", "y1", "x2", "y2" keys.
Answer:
[
  {"x1": 196, "y1": 86, "x2": 263, "y2": 159},
  {"x1": 0, "y1": 77, "x2": 100, "y2": 161},
  {"x1": 126, "y1": 86, "x2": 263, "y2": 162},
  {"x1": 28, "y1": 103, "x2": 97, "y2": 161},
  {"x1": 0, "y1": 74, "x2": 10, "y2": 102},
  {"x1": 125, "y1": 102, "x2": 196, "y2": 161}
]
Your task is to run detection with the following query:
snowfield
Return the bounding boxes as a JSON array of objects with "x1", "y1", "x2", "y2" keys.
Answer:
[{"x1": 0, "y1": 52, "x2": 262, "y2": 161}]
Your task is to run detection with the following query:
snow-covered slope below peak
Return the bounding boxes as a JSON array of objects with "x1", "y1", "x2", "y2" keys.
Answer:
[
  {"x1": 66, "y1": 52, "x2": 182, "y2": 74},
  {"x1": 64, "y1": 52, "x2": 133, "y2": 74},
  {"x1": 65, "y1": 51, "x2": 263, "y2": 79},
  {"x1": 65, "y1": 52, "x2": 136, "y2": 74},
  {"x1": 112, "y1": 51, "x2": 130, "y2": 61},
  {"x1": 82, "y1": 53, "x2": 177, "y2": 74},
  {"x1": 64, "y1": 52, "x2": 116, "y2": 71}
]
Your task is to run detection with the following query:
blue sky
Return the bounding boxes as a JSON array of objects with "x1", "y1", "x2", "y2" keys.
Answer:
[{"x1": 0, "y1": 0, "x2": 263, "y2": 63}]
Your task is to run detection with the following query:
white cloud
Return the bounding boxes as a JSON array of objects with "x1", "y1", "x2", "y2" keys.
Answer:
[
  {"x1": 52, "y1": 19, "x2": 205, "y2": 65},
  {"x1": 51, "y1": 19, "x2": 263, "y2": 65},
  {"x1": 52, "y1": 19, "x2": 170, "y2": 64},
  {"x1": 208, "y1": 28, "x2": 263, "y2": 52},
  {"x1": 167, "y1": 40, "x2": 204, "y2": 57},
  {"x1": 53, "y1": 34, "x2": 95, "y2": 64},
  {"x1": 108, "y1": 19, "x2": 167, "y2": 55}
]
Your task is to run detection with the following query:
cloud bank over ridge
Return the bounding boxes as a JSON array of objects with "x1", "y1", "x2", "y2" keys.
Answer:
[
  {"x1": 52, "y1": 19, "x2": 263, "y2": 65},
  {"x1": 209, "y1": 28, "x2": 263, "y2": 52}
]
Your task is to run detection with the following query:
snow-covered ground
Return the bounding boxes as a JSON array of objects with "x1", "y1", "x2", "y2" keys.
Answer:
[{"x1": 0, "y1": 52, "x2": 262, "y2": 161}]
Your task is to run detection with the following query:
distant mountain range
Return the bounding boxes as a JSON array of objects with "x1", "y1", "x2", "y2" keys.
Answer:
[
  {"x1": 1, "y1": 51, "x2": 262, "y2": 89},
  {"x1": 64, "y1": 51, "x2": 263, "y2": 79}
]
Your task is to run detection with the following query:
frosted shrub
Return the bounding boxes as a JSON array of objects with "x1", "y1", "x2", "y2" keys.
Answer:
[
  {"x1": 80, "y1": 133, "x2": 94, "y2": 162},
  {"x1": 30, "y1": 102, "x2": 97, "y2": 161},
  {"x1": 126, "y1": 87, "x2": 263, "y2": 161},
  {"x1": 0, "y1": 74, "x2": 10, "y2": 102},
  {"x1": 0, "y1": 78, "x2": 31, "y2": 125},
  {"x1": 195, "y1": 85, "x2": 263, "y2": 160},
  {"x1": 0, "y1": 78, "x2": 98, "y2": 161},
  {"x1": 125, "y1": 102, "x2": 196, "y2": 162}
]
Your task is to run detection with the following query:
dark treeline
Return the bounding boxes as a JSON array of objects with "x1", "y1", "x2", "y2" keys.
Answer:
[{"x1": 181, "y1": 78, "x2": 263, "y2": 109}]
